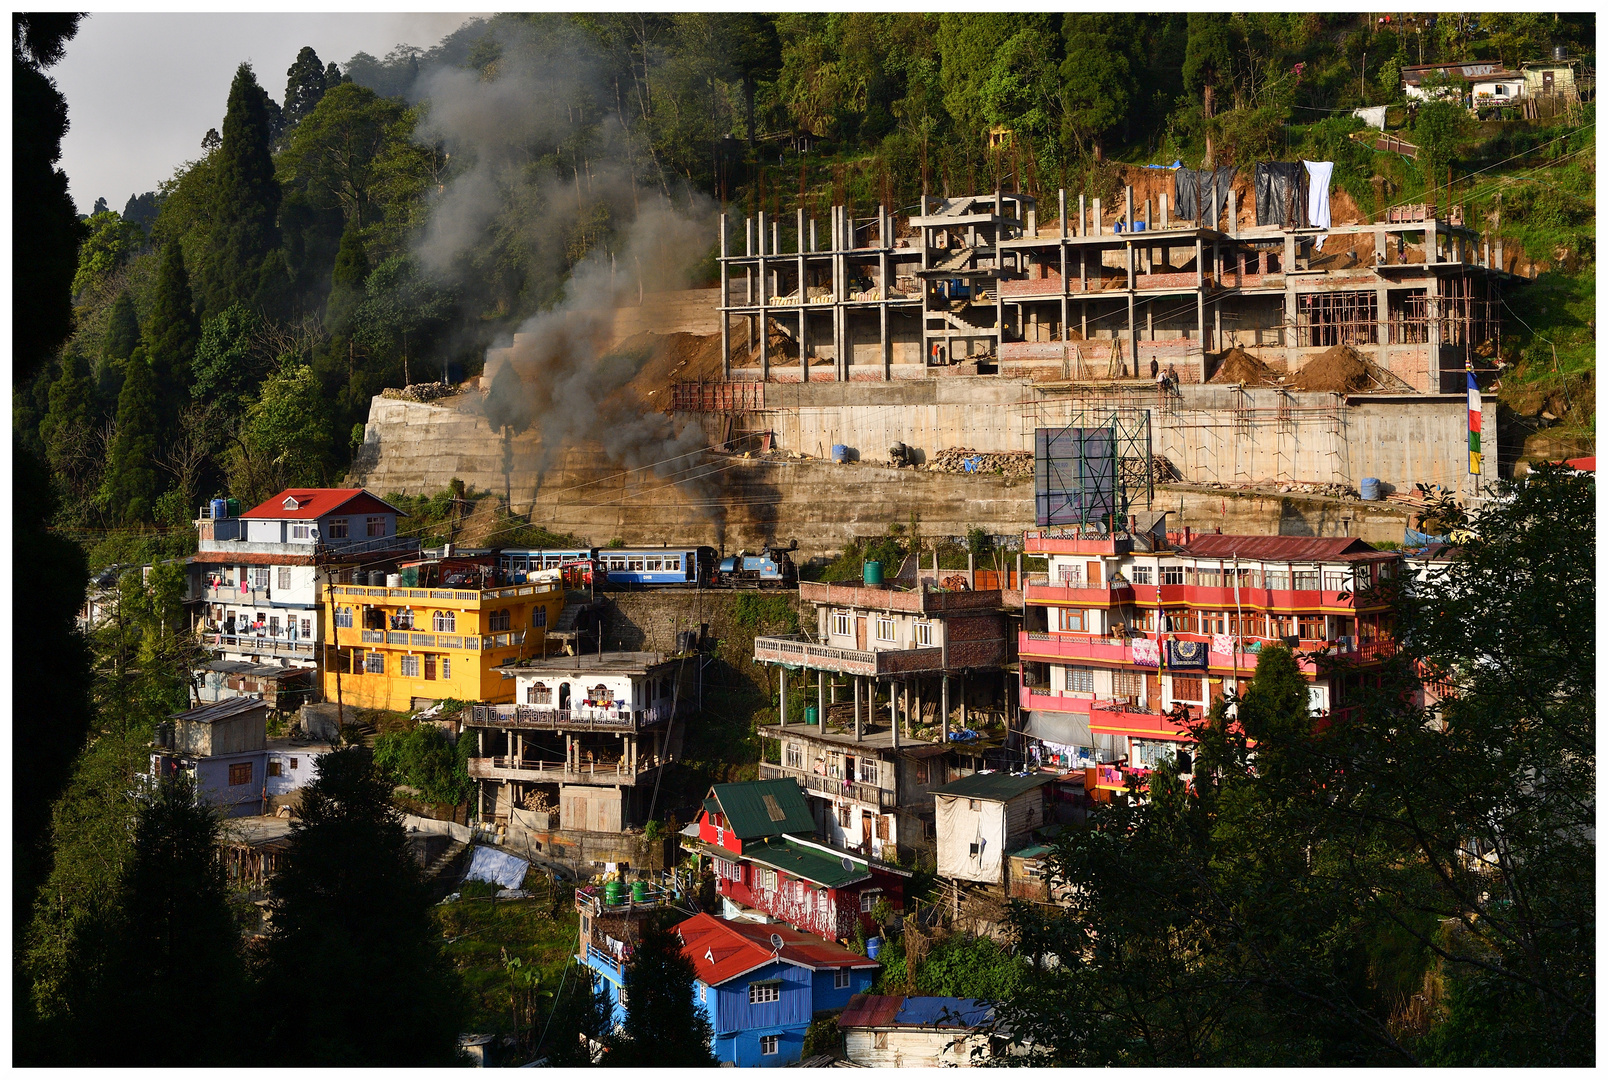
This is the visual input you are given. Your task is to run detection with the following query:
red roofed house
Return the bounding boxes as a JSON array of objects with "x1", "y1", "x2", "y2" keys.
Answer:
[
  {"x1": 1018, "y1": 513, "x2": 1402, "y2": 791},
  {"x1": 675, "y1": 912, "x2": 880, "y2": 1066},
  {"x1": 191, "y1": 488, "x2": 418, "y2": 671}
]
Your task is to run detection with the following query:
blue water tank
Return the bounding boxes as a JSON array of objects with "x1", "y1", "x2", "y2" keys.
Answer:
[
  {"x1": 1359, "y1": 477, "x2": 1382, "y2": 501},
  {"x1": 866, "y1": 936, "x2": 883, "y2": 959},
  {"x1": 1132, "y1": 221, "x2": 1147, "y2": 232},
  {"x1": 210, "y1": 497, "x2": 228, "y2": 520},
  {"x1": 831, "y1": 444, "x2": 850, "y2": 463}
]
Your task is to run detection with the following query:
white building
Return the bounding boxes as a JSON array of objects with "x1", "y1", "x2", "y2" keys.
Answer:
[{"x1": 191, "y1": 488, "x2": 418, "y2": 670}]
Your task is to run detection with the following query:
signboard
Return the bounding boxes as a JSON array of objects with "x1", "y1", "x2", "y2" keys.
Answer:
[{"x1": 1035, "y1": 426, "x2": 1117, "y2": 527}]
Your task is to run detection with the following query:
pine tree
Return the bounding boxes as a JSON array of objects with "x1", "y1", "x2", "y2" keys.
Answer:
[
  {"x1": 95, "y1": 290, "x2": 141, "y2": 414},
  {"x1": 255, "y1": 748, "x2": 463, "y2": 1065},
  {"x1": 325, "y1": 219, "x2": 370, "y2": 336},
  {"x1": 41, "y1": 351, "x2": 94, "y2": 481},
  {"x1": 282, "y1": 45, "x2": 328, "y2": 129},
  {"x1": 200, "y1": 63, "x2": 281, "y2": 318},
  {"x1": 615, "y1": 917, "x2": 718, "y2": 1066},
  {"x1": 142, "y1": 240, "x2": 200, "y2": 422},
  {"x1": 101, "y1": 348, "x2": 162, "y2": 523}
]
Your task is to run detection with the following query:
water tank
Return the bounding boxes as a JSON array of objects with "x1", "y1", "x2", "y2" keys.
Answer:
[
  {"x1": 226, "y1": 498, "x2": 241, "y2": 517},
  {"x1": 385, "y1": 573, "x2": 402, "y2": 588},
  {"x1": 400, "y1": 567, "x2": 419, "y2": 587},
  {"x1": 1554, "y1": 44, "x2": 1569, "y2": 61},
  {"x1": 676, "y1": 630, "x2": 698, "y2": 654},
  {"x1": 1359, "y1": 477, "x2": 1382, "y2": 501},
  {"x1": 831, "y1": 444, "x2": 850, "y2": 464},
  {"x1": 804, "y1": 705, "x2": 820, "y2": 725},
  {"x1": 210, "y1": 498, "x2": 228, "y2": 520},
  {"x1": 604, "y1": 880, "x2": 623, "y2": 906},
  {"x1": 863, "y1": 561, "x2": 884, "y2": 586},
  {"x1": 866, "y1": 936, "x2": 883, "y2": 959},
  {"x1": 631, "y1": 880, "x2": 648, "y2": 903}
]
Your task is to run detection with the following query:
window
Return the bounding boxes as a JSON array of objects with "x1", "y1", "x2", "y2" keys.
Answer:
[
  {"x1": 364, "y1": 652, "x2": 385, "y2": 674},
  {"x1": 1322, "y1": 571, "x2": 1350, "y2": 592},
  {"x1": 1264, "y1": 570, "x2": 1291, "y2": 591},
  {"x1": 1114, "y1": 670, "x2": 1144, "y2": 699},
  {"x1": 760, "y1": 1035, "x2": 780, "y2": 1056},
  {"x1": 875, "y1": 815, "x2": 889, "y2": 841},
  {"x1": 277, "y1": 567, "x2": 292, "y2": 590},
  {"x1": 837, "y1": 805, "x2": 851, "y2": 827},
  {"x1": 835, "y1": 968, "x2": 852, "y2": 989},
  {"x1": 1298, "y1": 615, "x2": 1326, "y2": 640},
  {"x1": 873, "y1": 1032, "x2": 888, "y2": 1050},
  {"x1": 785, "y1": 742, "x2": 804, "y2": 769},
  {"x1": 1161, "y1": 566, "x2": 1185, "y2": 586},
  {"x1": 860, "y1": 892, "x2": 875, "y2": 912},
  {"x1": 699, "y1": 984, "x2": 706, "y2": 1002},
  {"x1": 433, "y1": 610, "x2": 456, "y2": 632},
  {"x1": 290, "y1": 757, "x2": 299, "y2": 770},
  {"x1": 748, "y1": 982, "x2": 781, "y2": 1005},
  {"x1": 967, "y1": 798, "x2": 980, "y2": 811},
  {"x1": 915, "y1": 759, "x2": 930, "y2": 785},
  {"x1": 1201, "y1": 610, "x2": 1227, "y2": 635},
  {"x1": 300, "y1": 618, "x2": 311, "y2": 637},
  {"x1": 1067, "y1": 667, "x2": 1095, "y2": 693},
  {"x1": 1171, "y1": 675, "x2": 1205, "y2": 703},
  {"x1": 1057, "y1": 607, "x2": 1086, "y2": 633},
  {"x1": 366, "y1": 516, "x2": 386, "y2": 537},
  {"x1": 328, "y1": 519, "x2": 348, "y2": 539},
  {"x1": 1130, "y1": 565, "x2": 1153, "y2": 585},
  {"x1": 831, "y1": 612, "x2": 851, "y2": 638},
  {"x1": 489, "y1": 609, "x2": 511, "y2": 632},
  {"x1": 915, "y1": 621, "x2": 933, "y2": 647},
  {"x1": 875, "y1": 616, "x2": 895, "y2": 642},
  {"x1": 291, "y1": 524, "x2": 310, "y2": 540},
  {"x1": 857, "y1": 759, "x2": 880, "y2": 786},
  {"x1": 269, "y1": 617, "x2": 281, "y2": 637},
  {"x1": 533, "y1": 608, "x2": 547, "y2": 628},
  {"x1": 1165, "y1": 610, "x2": 1195, "y2": 633},
  {"x1": 228, "y1": 762, "x2": 252, "y2": 786},
  {"x1": 441, "y1": 657, "x2": 451, "y2": 680},
  {"x1": 1292, "y1": 570, "x2": 1321, "y2": 591},
  {"x1": 252, "y1": 568, "x2": 270, "y2": 589},
  {"x1": 527, "y1": 682, "x2": 552, "y2": 705},
  {"x1": 763, "y1": 869, "x2": 778, "y2": 891},
  {"x1": 267, "y1": 760, "x2": 282, "y2": 777}
]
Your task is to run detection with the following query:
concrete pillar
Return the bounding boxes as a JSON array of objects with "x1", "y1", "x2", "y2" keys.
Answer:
[
  {"x1": 914, "y1": 681, "x2": 923, "y2": 734},
  {"x1": 720, "y1": 213, "x2": 731, "y2": 379},
  {"x1": 941, "y1": 674, "x2": 950, "y2": 743},
  {"x1": 779, "y1": 666, "x2": 787, "y2": 728},
  {"x1": 1124, "y1": 185, "x2": 1133, "y2": 232},
  {"x1": 1093, "y1": 198, "x2": 1102, "y2": 237},
  {"x1": 854, "y1": 677, "x2": 863, "y2": 741},
  {"x1": 758, "y1": 210, "x2": 769, "y2": 380},
  {"x1": 515, "y1": 731, "x2": 523, "y2": 767},
  {"x1": 889, "y1": 682, "x2": 899, "y2": 748},
  {"x1": 1078, "y1": 193, "x2": 1086, "y2": 238},
  {"x1": 1227, "y1": 190, "x2": 1237, "y2": 237},
  {"x1": 830, "y1": 676, "x2": 838, "y2": 706},
  {"x1": 1160, "y1": 192, "x2": 1169, "y2": 229},
  {"x1": 1195, "y1": 237, "x2": 1206, "y2": 357},
  {"x1": 959, "y1": 673, "x2": 968, "y2": 729},
  {"x1": 478, "y1": 729, "x2": 485, "y2": 757},
  {"x1": 818, "y1": 670, "x2": 826, "y2": 727}
]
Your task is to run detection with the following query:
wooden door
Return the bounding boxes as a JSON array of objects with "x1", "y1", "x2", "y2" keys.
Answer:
[
  {"x1": 1146, "y1": 674, "x2": 1162, "y2": 710},
  {"x1": 861, "y1": 812, "x2": 874, "y2": 852},
  {"x1": 1086, "y1": 561, "x2": 1101, "y2": 586},
  {"x1": 856, "y1": 617, "x2": 867, "y2": 650},
  {"x1": 1543, "y1": 70, "x2": 1555, "y2": 93}
]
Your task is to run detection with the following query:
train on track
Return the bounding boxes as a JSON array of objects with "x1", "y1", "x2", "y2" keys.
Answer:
[{"x1": 496, "y1": 541, "x2": 797, "y2": 589}]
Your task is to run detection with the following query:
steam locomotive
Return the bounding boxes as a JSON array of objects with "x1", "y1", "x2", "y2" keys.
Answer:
[{"x1": 497, "y1": 541, "x2": 796, "y2": 589}]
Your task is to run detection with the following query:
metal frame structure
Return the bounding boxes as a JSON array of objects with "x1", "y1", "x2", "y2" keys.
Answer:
[{"x1": 1033, "y1": 411, "x2": 1153, "y2": 529}]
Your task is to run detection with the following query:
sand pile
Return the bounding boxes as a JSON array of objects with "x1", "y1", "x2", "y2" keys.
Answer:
[
  {"x1": 1208, "y1": 347, "x2": 1276, "y2": 386},
  {"x1": 1287, "y1": 344, "x2": 1371, "y2": 393}
]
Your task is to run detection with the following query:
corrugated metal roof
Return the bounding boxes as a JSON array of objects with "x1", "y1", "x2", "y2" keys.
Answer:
[
  {"x1": 930, "y1": 772, "x2": 1053, "y2": 801},
  {"x1": 676, "y1": 913, "x2": 877, "y2": 987},
  {"x1": 170, "y1": 697, "x2": 269, "y2": 724},
  {"x1": 707, "y1": 779, "x2": 816, "y2": 839},
  {"x1": 838, "y1": 994, "x2": 905, "y2": 1030},
  {"x1": 1176, "y1": 534, "x2": 1382, "y2": 562},
  {"x1": 741, "y1": 837, "x2": 872, "y2": 889},
  {"x1": 838, "y1": 995, "x2": 994, "y2": 1030},
  {"x1": 238, "y1": 488, "x2": 403, "y2": 521}
]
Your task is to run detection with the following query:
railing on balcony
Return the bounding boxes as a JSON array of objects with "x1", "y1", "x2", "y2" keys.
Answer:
[
  {"x1": 1085, "y1": 765, "x2": 1151, "y2": 792},
  {"x1": 202, "y1": 585, "x2": 274, "y2": 604},
  {"x1": 326, "y1": 581, "x2": 560, "y2": 605},
  {"x1": 467, "y1": 703, "x2": 675, "y2": 730},
  {"x1": 467, "y1": 756, "x2": 654, "y2": 784},
  {"x1": 575, "y1": 882, "x2": 677, "y2": 916},
  {"x1": 1025, "y1": 581, "x2": 1136, "y2": 605},
  {"x1": 753, "y1": 635, "x2": 946, "y2": 676},
  {"x1": 207, "y1": 633, "x2": 316, "y2": 657},
  {"x1": 585, "y1": 942, "x2": 626, "y2": 978},
  {"x1": 758, "y1": 761, "x2": 898, "y2": 810}
]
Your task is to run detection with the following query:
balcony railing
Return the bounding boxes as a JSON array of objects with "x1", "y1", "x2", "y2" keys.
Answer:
[
  {"x1": 467, "y1": 703, "x2": 675, "y2": 730},
  {"x1": 753, "y1": 635, "x2": 946, "y2": 676},
  {"x1": 575, "y1": 882, "x2": 677, "y2": 916},
  {"x1": 1089, "y1": 702, "x2": 1198, "y2": 741},
  {"x1": 758, "y1": 761, "x2": 898, "y2": 810},
  {"x1": 325, "y1": 581, "x2": 560, "y2": 608},
  {"x1": 467, "y1": 756, "x2": 657, "y2": 785},
  {"x1": 1085, "y1": 765, "x2": 1151, "y2": 792},
  {"x1": 202, "y1": 585, "x2": 273, "y2": 604},
  {"x1": 1025, "y1": 581, "x2": 1136, "y2": 606},
  {"x1": 207, "y1": 633, "x2": 316, "y2": 657}
]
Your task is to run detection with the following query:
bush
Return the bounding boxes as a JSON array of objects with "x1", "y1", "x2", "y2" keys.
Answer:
[{"x1": 372, "y1": 723, "x2": 473, "y2": 806}]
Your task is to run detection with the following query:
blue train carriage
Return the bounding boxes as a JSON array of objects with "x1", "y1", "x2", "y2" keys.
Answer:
[
  {"x1": 497, "y1": 548, "x2": 597, "y2": 586},
  {"x1": 712, "y1": 541, "x2": 798, "y2": 589},
  {"x1": 597, "y1": 546, "x2": 715, "y2": 588}
]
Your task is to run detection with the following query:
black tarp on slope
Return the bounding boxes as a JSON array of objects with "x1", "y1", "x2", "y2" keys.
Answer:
[
  {"x1": 1173, "y1": 166, "x2": 1238, "y2": 223},
  {"x1": 1254, "y1": 162, "x2": 1309, "y2": 227}
]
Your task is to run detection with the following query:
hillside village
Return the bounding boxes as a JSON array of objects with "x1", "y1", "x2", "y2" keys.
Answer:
[{"x1": 17, "y1": 13, "x2": 1594, "y2": 1069}]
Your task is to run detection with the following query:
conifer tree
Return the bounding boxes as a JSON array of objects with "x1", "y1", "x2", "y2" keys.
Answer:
[
  {"x1": 41, "y1": 351, "x2": 94, "y2": 481},
  {"x1": 325, "y1": 219, "x2": 370, "y2": 336},
  {"x1": 142, "y1": 240, "x2": 200, "y2": 420},
  {"x1": 282, "y1": 45, "x2": 328, "y2": 130},
  {"x1": 101, "y1": 348, "x2": 162, "y2": 523},
  {"x1": 95, "y1": 290, "x2": 141, "y2": 413},
  {"x1": 614, "y1": 917, "x2": 717, "y2": 1066},
  {"x1": 200, "y1": 63, "x2": 281, "y2": 318}
]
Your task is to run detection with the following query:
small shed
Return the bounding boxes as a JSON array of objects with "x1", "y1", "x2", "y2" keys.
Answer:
[
  {"x1": 931, "y1": 772, "x2": 1052, "y2": 887},
  {"x1": 1521, "y1": 60, "x2": 1579, "y2": 101},
  {"x1": 838, "y1": 995, "x2": 1001, "y2": 1068},
  {"x1": 164, "y1": 697, "x2": 269, "y2": 757}
]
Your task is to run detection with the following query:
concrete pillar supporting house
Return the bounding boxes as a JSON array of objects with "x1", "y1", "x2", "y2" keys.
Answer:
[
  {"x1": 889, "y1": 682, "x2": 899, "y2": 748},
  {"x1": 745, "y1": 218, "x2": 755, "y2": 358},
  {"x1": 959, "y1": 672, "x2": 968, "y2": 729},
  {"x1": 818, "y1": 670, "x2": 826, "y2": 726},
  {"x1": 854, "y1": 676, "x2": 863, "y2": 741},
  {"x1": 914, "y1": 682, "x2": 922, "y2": 734},
  {"x1": 779, "y1": 666, "x2": 787, "y2": 728},
  {"x1": 797, "y1": 208, "x2": 808, "y2": 382},
  {"x1": 477, "y1": 729, "x2": 485, "y2": 757},
  {"x1": 1078, "y1": 193, "x2": 1086, "y2": 238},
  {"x1": 1160, "y1": 192, "x2": 1169, "y2": 229},
  {"x1": 1227, "y1": 190, "x2": 1237, "y2": 237},
  {"x1": 830, "y1": 675, "x2": 838, "y2": 706},
  {"x1": 758, "y1": 210, "x2": 769, "y2": 380},
  {"x1": 941, "y1": 674, "x2": 950, "y2": 743},
  {"x1": 515, "y1": 731, "x2": 523, "y2": 767},
  {"x1": 720, "y1": 213, "x2": 731, "y2": 379},
  {"x1": 1092, "y1": 198, "x2": 1102, "y2": 237},
  {"x1": 564, "y1": 733, "x2": 572, "y2": 772}
]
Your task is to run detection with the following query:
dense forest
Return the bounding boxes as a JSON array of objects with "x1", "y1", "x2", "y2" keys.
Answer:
[{"x1": 11, "y1": 12, "x2": 1596, "y2": 1066}]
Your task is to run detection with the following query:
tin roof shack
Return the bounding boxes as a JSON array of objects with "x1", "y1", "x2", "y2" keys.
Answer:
[
  {"x1": 196, "y1": 660, "x2": 315, "y2": 713},
  {"x1": 686, "y1": 780, "x2": 910, "y2": 943},
  {"x1": 151, "y1": 698, "x2": 270, "y2": 816},
  {"x1": 1005, "y1": 841, "x2": 1077, "y2": 906},
  {"x1": 837, "y1": 994, "x2": 1003, "y2": 1068},
  {"x1": 932, "y1": 773, "x2": 1053, "y2": 890},
  {"x1": 466, "y1": 651, "x2": 696, "y2": 835},
  {"x1": 676, "y1": 913, "x2": 881, "y2": 1067},
  {"x1": 574, "y1": 877, "x2": 681, "y2": 1027}
]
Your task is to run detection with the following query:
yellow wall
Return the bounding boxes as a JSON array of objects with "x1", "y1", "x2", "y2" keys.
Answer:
[{"x1": 320, "y1": 581, "x2": 566, "y2": 712}]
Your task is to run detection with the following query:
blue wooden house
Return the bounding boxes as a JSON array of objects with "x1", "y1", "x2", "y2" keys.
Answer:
[{"x1": 675, "y1": 913, "x2": 880, "y2": 1066}]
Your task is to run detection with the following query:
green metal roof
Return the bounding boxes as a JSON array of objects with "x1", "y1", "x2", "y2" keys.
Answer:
[
  {"x1": 930, "y1": 772, "x2": 1054, "y2": 802},
  {"x1": 741, "y1": 837, "x2": 871, "y2": 889},
  {"x1": 707, "y1": 779, "x2": 816, "y2": 840}
]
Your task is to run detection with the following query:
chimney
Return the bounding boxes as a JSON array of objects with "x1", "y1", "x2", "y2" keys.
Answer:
[{"x1": 1183, "y1": 526, "x2": 1193, "y2": 544}]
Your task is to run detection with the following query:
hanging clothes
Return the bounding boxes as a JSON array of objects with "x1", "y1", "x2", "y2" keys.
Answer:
[
  {"x1": 1254, "y1": 163, "x2": 1308, "y2": 227},
  {"x1": 1304, "y1": 160, "x2": 1334, "y2": 250},
  {"x1": 1131, "y1": 638, "x2": 1160, "y2": 668}
]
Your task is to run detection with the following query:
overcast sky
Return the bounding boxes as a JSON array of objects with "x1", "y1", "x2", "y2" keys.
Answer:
[{"x1": 52, "y1": 12, "x2": 487, "y2": 215}]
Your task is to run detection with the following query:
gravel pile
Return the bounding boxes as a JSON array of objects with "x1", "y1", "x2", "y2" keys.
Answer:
[
  {"x1": 928, "y1": 447, "x2": 1034, "y2": 477},
  {"x1": 382, "y1": 382, "x2": 460, "y2": 403}
]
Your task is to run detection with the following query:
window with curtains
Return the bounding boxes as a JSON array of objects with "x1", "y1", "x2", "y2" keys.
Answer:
[
  {"x1": 1114, "y1": 670, "x2": 1144, "y2": 698},
  {"x1": 1130, "y1": 565, "x2": 1153, "y2": 585},
  {"x1": 1057, "y1": 607, "x2": 1086, "y2": 633},
  {"x1": 400, "y1": 655, "x2": 420, "y2": 677},
  {"x1": 1161, "y1": 566, "x2": 1185, "y2": 585}
]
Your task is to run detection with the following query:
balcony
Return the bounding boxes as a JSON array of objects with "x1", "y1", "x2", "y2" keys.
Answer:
[
  {"x1": 1021, "y1": 529, "x2": 1133, "y2": 556},
  {"x1": 467, "y1": 756, "x2": 657, "y2": 786},
  {"x1": 467, "y1": 702, "x2": 676, "y2": 731},
  {"x1": 753, "y1": 635, "x2": 947, "y2": 677},
  {"x1": 202, "y1": 585, "x2": 273, "y2": 604},
  {"x1": 206, "y1": 633, "x2": 316, "y2": 659},
  {"x1": 1024, "y1": 580, "x2": 1136, "y2": 606},
  {"x1": 1089, "y1": 702, "x2": 1198, "y2": 742},
  {"x1": 758, "y1": 761, "x2": 898, "y2": 810},
  {"x1": 797, "y1": 581, "x2": 1005, "y2": 615},
  {"x1": 325, "y1": 581, "x2": 560, "y2": 611},
  {"x1": 1085, "y1": 765, "x2": 1151, "y2": 792},
  {"x1": 575, "y1": 881, "x2": 677, "y2": 917},
  {"x1": 1018, "y1": 632, "x2": 1135, "y2": 665}
]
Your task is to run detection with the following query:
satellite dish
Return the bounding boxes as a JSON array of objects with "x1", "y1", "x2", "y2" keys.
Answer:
[
  {"x1": 770, "y1": 933, "x2": 785, "y2": 950},
  {"x1": 841, "y1": 857, "x2": 854, "y2": 871}
]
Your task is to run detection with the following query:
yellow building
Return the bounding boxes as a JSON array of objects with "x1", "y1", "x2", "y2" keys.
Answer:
[{"x1": 321, "y1": 574, "x2": 566, "y2": 713}]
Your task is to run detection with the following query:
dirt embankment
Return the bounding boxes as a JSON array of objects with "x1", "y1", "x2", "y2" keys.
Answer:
[{"x1": 614, "y1": 331, "x2": 727, "y2": 407}]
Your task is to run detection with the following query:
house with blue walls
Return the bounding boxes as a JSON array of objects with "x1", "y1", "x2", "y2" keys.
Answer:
[
  {"x1": 574, "y1": 879, "x2": 682, "y2": 1028},
  {"x1": 675, "y1": 913, "x2": 880, "y2": 1067}
]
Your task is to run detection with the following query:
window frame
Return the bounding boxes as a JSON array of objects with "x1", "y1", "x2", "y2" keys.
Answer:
[
  {"x1": 831, "y1": 612, "x2": 852, "y2": 638},
  {"x1": 228, "y1": 762, "x2": 253, "y2": 786},
  {"x1": 366, "y1": 516, "x2": 386, "y2": 538},
  {"x1": 432, "y1": 610, "x2": 456, "y2": 633},
  {"x1": 327, "y1": 518, "x2": 349, "y2": 539},
  {"x1": 875, "y1": 616, "x2": 895, "y2": 642},
  {"x1": 748, "y1": 982, "x2": 781, "y2": 1005},
  {"x1": 915, "y1": 621, "x2": 934, "y2": 647},
  {"x1": 760, "y1": 1035, "x2": 780, "y2": 1056},
  {"x1": 834, "y1": 967, "x2": 852, "y2": 989}
]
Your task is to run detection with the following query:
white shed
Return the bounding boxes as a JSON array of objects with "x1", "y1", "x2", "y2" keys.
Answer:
[{"x1": 931, "y1": 773, "x2": 1052, "y2": 886}]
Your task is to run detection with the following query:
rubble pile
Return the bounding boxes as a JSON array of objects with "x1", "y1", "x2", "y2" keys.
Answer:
[
  {"x1": 1191, "y1": 479, "x2": 1359, "y2": 498},
  {"x1": 927, "y1": 447, "x2": 1034, "y2": 477},
  {"x1": 382, "y1": 382, "x2": 460, "y2": 403}
]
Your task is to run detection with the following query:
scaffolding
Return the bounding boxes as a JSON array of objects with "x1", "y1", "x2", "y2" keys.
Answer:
[{"x1": 1033, "y1": 409, "x2": 1153, "y2": 529}]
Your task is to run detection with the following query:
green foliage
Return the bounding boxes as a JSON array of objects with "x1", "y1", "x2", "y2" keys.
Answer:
[
  {"x1": 100, "y1": 349, "x2": 162, "y2": 524},
  {"x1": 238, "y1": 362, "x2": 337, "y2": 489},
  {"x1": 142, "y1": 239, "x2": 201, "y2": 420},
  {"x1": 71, "y1": 210, "x2": 144, "y2": 297},
  {"x1": 818, "y1": 524, "x2": 911, "y2": 583},
  {"x1": 802, "y1": 1014, "x2": 842, "y2": 1058},
  {"x1": 373, "y1": 722, "x2": 474, "y2": 806},
  {"x1": 614, "y1": 916, "x2": 718, "y2": 1066},
  {"x1": 190, "y1": 302, "x2": 267, "y2": 421},
  {"x1": 281, "y1": 45, "x2": 329, "y2": 132},
  {"x1": 731, "y1": 592, "x2": 800, "y2": 634},
  {"x1": 1412, "y1": 100, "x2": 1474, "y2": 192},
  {"x1": 256, "y1": 747, "x2": 465, "y2": 1064},
  {"x1": 198, "y1": 63, "x2": 282, "y2": 319},
  {"x1": 919, "y1": 934, "x2": 1025, "y2": 999}
]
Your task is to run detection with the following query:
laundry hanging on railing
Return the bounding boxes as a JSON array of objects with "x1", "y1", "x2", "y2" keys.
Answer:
[
  {"x1": 1173, "y1": 166, "x2": 1239, "y2": 223},
  {"x1": 1254, "y1": 162, "x2": 1308, "y2": 227}
]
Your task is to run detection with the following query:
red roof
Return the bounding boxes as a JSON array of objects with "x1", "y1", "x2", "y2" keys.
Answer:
[
  {"x1": 1176, "y1": 534, "x2": 1383, "y2": 562},
  {"x1": 238, "y1": 488, "x2": 404, "y2": 521},
  {"x1": 675, "y1": 913, "x2": 876, "y2": 986},
  {"x1": 838, "y1": 994, "x2": 905, "y2": 1029},
  {"x1": 1563, "y1": 457, "x2": 1595, "y2": 472}
]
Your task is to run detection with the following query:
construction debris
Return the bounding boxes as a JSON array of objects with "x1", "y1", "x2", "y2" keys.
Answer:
[
  {"x1": 1208, "y1": 347, "x2": 1278, "y2": 386},
  {"x1": 1190, "y1": 479, "x2": 1360, "y2": 498},
  {"x1": 927, "y1": 448, "x2": 1034, "y2": 478},
  {"x1": 1286, "y1": 344, "x2": 1372, "y2": 393},
  {"x1": 382, "y1": 382, "x2": 460, "y2": 403}
]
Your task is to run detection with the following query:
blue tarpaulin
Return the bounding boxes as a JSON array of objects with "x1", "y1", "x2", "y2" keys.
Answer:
[
  {"x1": 894, "y1": 997, "x2": 994, "y2": 1028},
  {"x1": 463, "y1": 845, "x2": 530, "y2": 890}
]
